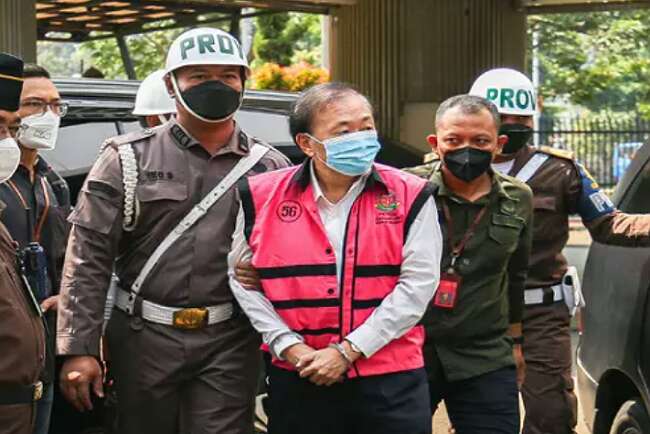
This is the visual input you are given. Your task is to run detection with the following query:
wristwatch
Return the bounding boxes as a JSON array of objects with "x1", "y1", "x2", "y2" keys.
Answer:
[{"x1": 346, "y1": 340, "x2": 362, "y2": 355}]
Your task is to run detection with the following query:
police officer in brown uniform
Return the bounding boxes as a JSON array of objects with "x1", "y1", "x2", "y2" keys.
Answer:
[
  {"x1": 56, "y1": 28, "x2": 290, "y2": 434},
  {"x1": 469, "y1": 68, "x2": 650, "y2": 434},
  {"x1": 0, "y1": 52, "x2": 46, "y2": 434}
]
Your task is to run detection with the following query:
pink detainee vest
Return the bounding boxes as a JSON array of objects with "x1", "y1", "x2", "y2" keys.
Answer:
[{"x1": 239, "y1": 162, "x2": 433, "y2": 377}]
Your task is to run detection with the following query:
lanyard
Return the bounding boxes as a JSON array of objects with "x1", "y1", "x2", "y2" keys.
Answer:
[
  {"x1": 441, "y1": 197, "x2": 490, "y2": 272},
  {"x1": 6, "y1": 177, "x2": 51, "y2": 243}
]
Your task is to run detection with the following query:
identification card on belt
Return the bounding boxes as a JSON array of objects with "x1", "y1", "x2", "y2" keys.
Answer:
[{"x1": 433, "y1": 271, "x2": 461, "y2": 309}]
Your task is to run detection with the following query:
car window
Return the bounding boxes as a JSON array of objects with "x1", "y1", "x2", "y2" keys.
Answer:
[
  {"x1": 619, "y1": 159, "x2": 650, "y2": 213},
  {"x1": 41, "y1": 121, "x2": 119, "y2": 178},
  {"x1": 235, "y1": 110, "x2": 293, "y2": 144}
]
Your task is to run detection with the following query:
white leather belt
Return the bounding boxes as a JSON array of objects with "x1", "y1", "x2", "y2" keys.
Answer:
[
  {"x1": 524, "y1": 285, "x2": 564, "y2": 306},
  {"x1": 114, "y1": 288, "x2": 234, "y2": 329}
]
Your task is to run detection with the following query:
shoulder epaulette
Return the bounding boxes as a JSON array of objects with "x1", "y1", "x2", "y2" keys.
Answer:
[
  {"x1": 423, "y1": 152, "x2": 440, "y2": 164},
  {"x1": 539, "y1": 146, "x2": 574, "y2": 161},
  {"x1": 99, "y1": 128, "x2": 156, "y2": 154}
]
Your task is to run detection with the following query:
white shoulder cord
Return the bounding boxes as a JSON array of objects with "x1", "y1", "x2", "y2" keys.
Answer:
[{"x1": 116, "y1": 143, "x2": 139, "y2": 231}]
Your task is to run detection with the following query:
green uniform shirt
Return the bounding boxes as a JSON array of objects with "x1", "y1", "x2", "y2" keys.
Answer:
[{"x1": 406, "y1": 163, "x2": 533, "y2": 382}]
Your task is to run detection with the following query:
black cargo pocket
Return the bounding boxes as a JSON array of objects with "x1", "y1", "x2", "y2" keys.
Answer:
[{"x1": 489, "y1": 213, "x2": 523, "y2": 252}]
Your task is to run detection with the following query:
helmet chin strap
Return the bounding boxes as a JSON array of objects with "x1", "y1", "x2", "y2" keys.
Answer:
[{"x1": 169, "y1": 72, "x2": 242, "y2": 124}]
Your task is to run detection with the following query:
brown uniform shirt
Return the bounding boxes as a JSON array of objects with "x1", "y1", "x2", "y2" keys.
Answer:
[
  {"x1": 0, "y1": 208, "x2": 45, "y2": 387},
  {"x1": 508, "y1": 145, "x2": 650, "y2": 288},
  {"x1": 57, "y1": 120, "x2": 290, "y2": 357}
]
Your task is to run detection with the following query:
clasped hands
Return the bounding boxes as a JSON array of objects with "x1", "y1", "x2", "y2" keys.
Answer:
[
  {"x1": 235, "y1": 261, "x2": 362, "y2": 386},
  {"x1": 282, "y1": 341, "x2": 362, "y2": 386}
]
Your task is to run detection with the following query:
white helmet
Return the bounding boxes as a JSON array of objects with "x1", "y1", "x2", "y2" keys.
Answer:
[
  {"x1": 165, "y1": 27, "x2": 250, "y2": 77},
  {"x1": 469, "y1": 68, "x2": 537, "y2": 116},
  {"x1": 132, "y1": 69, "x2": 176, "y2": 116}
]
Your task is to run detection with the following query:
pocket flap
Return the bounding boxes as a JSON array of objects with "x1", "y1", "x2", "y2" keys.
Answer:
[
  {"x1": 137, "y1": 181, "x2": 187, "y2": 203},
  {"x1": 492, "y1": 213, "x2": 524, "y2": 229}
]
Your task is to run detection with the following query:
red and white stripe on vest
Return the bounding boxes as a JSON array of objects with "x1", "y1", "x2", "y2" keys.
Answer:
[{"x1": 238, "y1": 162, "x2": 434, "y2": 377}]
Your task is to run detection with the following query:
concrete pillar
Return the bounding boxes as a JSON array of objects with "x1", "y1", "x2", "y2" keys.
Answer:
[{"x1": 0, "y1": 0, "x2": 37, "y2": 62}]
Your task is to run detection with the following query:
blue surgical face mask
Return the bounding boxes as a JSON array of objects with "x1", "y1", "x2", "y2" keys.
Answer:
[{"x1": 307, "y1": 130, "x2": 381, "y2": 177}]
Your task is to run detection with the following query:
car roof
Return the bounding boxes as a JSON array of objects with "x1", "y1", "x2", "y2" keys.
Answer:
[
  {"x1": 54, "y1": 78, "x2": 299, "y2": 123},
  {"x1": 44, "y1": 79, "x2": 303, "y2": 178}
]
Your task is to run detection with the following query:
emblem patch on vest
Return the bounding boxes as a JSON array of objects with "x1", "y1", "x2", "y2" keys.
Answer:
[
  {"x1": 277, "y1": 200, "x2": 303, "y2": 222},
  {"x1": 375, "y1": 193, "x2": 400, "y2": 212},
  {"x1": 375, "y1": 193, "x2": 402, "y2": 225}
]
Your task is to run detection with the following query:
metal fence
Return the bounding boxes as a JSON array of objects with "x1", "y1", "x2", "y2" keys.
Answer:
[{"x1": 535, "y1": 116, "x2": 650, "y2": 188}]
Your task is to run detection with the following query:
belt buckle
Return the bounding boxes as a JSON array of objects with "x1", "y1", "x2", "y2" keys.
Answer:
[
  {"x1": 33, "y1": 381, "x2": 43, "y2": 401},
  {"x1": 173, "y1": 308, "x2": 208, "y2": 329}
]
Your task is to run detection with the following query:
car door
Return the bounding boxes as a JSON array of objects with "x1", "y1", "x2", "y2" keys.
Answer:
[{"x1": 580, "y1": 144, "x2": 650, "y2": 391}]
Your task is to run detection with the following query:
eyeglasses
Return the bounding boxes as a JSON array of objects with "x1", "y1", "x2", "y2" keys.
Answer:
[{"x1": 20, "y1": 100, "x2": 69, "y2": 117}]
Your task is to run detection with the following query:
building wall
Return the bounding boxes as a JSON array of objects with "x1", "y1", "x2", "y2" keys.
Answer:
[
  {"x1": 332, "y1": 0, "x2": 527, "y2": 154},
  {"x1": 0, "y1": 0, "x2": 37, "y2": 62}
]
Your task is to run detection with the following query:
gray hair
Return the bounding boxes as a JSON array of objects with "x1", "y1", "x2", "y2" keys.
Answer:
[
  {"x1": 435, "y1": 94, "x2": 501, "y2": 130},
  {"x1": 289, "y1": 82, "x2": 373, "y2": 140}
]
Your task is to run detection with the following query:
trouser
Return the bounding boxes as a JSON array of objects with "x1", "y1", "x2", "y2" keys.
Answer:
[
  {"x1": 0, "y1": 403, "x2": 35, "y2": 434},
  {"x1": 428, "y1": 365, "x2": 520, "y2": 434},
  {"x1": 105, "y1": 309, "x2": 261, "y2": 434},
  {"x1": 522, "y1": 301, "x2": 577, "y2": 434},
  {"x1": 267, "y1": 365, "x2": 431, "y2": 434},
  {"x1": 32, "y1": 381, "x2": 53, "y2": 434}
]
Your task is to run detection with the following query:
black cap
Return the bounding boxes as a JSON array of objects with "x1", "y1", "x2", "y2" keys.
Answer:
[{"x1": 0, "y1": 52, "x2": 23, "y2": 112}]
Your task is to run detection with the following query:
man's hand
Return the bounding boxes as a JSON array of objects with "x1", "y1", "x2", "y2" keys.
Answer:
[
  {"x1": 281, "y1": 343, "x2": 316, "y2": 368},
  {"x1": 60, "y1": 356, "x2": 104, "y2": 412},
  {"x1": 297, "y1": 347, "x2": 350, "y2": 386},
  {"x1": 235, "y1": 261, "x2": 261, "y2": 289},
  {"x1": 40, "y1": 295, "x2": 59, "y2": 312},
  {"x1": 513, "y1": 344, "x2": 526, "y2": 390}
]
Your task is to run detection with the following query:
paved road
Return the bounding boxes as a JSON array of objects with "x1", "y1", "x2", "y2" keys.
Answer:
[{"x1": 432, "y1": 393, "x2": 590, "y2": 433}]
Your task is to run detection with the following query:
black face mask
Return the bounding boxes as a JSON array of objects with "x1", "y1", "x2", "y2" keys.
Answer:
[
  {"x1": 443, "y1": 147, "x2": 493, "y2": 183},
  {"x1": 499, "y1": 123, "x2": 533, "y2": 155},
  {"x1": 178, "y1": 80, "x2": 241, "y2": 122}
]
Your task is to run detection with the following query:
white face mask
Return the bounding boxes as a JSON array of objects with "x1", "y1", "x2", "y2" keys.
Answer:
[
  {"x1": 0, "y1": 137, "x2": 20, "y2": 183},
  {"x1": 17, "y1": 110, "x2": 61, "y2": 150}
]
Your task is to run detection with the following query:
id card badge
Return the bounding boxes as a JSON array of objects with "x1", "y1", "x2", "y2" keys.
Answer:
[{"x1": 433, "y1": 271, "x2": 461, "y2": 309}]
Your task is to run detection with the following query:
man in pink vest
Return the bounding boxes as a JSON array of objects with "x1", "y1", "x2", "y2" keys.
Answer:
[{"x1": 228, "y1": 82, "x2": 443, "y2": 434}]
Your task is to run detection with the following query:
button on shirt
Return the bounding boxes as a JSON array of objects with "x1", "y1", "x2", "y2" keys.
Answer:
[{"x1": 229, "y1": 163, "x2": 442, "y2": 360}]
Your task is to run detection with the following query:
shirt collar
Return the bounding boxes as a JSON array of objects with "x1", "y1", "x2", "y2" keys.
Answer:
[
  {"x1": 290, "y1": 158, "x2": 388, "y2": 193},
  {"x1": 167, "y1": 118, "x2": 249, "y2": 156},
  {"x1": 309, "y1": 160, "x2": 370, "y2": 204}
]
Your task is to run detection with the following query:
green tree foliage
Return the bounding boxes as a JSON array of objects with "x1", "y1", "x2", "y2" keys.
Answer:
[
  {"x1": 36, "y1": 42, "x2": 81, "y2": 77},
  {"x1": 253, "y1": 12, "x2": 322, "y2": 67},
  {"x1": 529, "y1": 11, "x2": 650, "y2": 116},
  {"x1": 80, "y1": 27, "x2": 185, "y2": 80}
]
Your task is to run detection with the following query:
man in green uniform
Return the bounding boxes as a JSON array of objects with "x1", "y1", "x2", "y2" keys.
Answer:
[{"x1": 406, "y1": 94, "x2": 533, "y2": 434}]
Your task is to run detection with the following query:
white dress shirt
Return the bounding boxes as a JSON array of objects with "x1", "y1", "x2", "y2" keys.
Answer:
[{"x1": 228, "y1": 165, "x2": 442, "y2": 360}]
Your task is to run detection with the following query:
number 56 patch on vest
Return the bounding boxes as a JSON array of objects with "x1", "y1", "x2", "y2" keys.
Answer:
[{"x1": 277, "y1": 200, "x2": 302, "y2": 223}]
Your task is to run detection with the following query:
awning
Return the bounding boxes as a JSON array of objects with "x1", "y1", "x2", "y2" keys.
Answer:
[
  {"x1": 36, "y1": 0, "x2": 355, "y2": 42},
  {"x1": 523, "y1": 0, "x2": 650, "y2": 13}
]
